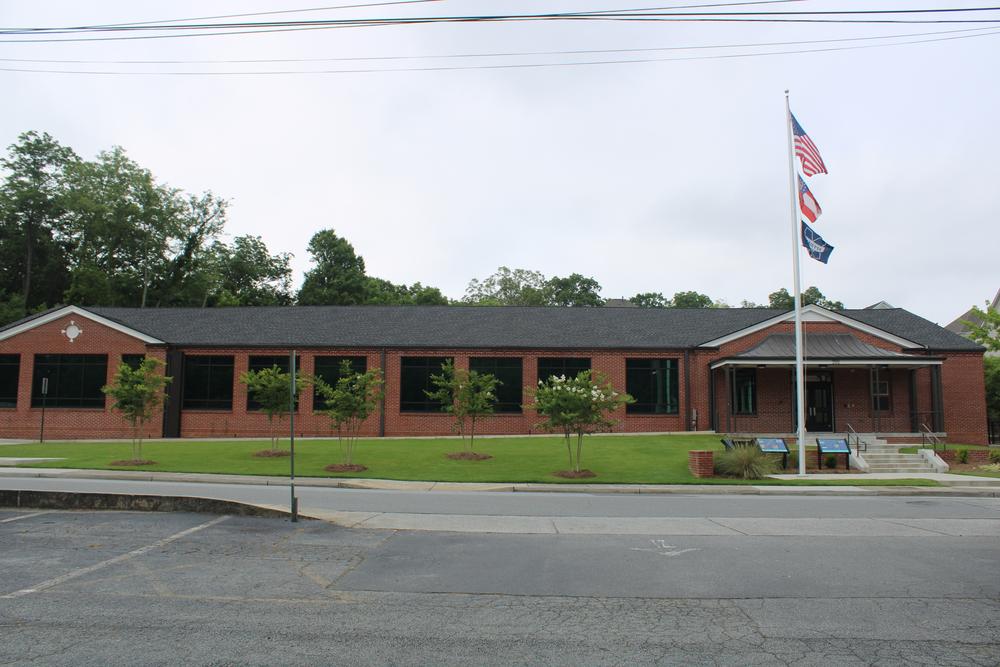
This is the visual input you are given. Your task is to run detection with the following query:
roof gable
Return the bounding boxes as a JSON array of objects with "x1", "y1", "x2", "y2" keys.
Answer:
[
  {"x1": 0, "y1": 306, "x2": 164, "y2": 345},
  {"x1": 698, "y1": 304, "x2": 921, "y2": 349}
]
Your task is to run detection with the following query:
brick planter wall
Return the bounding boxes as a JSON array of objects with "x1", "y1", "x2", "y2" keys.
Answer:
[{"x1": 689, "y1": 450, "x2": 714, "y2": 478}]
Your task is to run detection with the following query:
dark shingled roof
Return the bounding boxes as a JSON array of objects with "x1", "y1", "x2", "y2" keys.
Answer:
[
  {"x1": 727, "y1": 334, "x2": 935, "y2": 361},
  {"x1": 0, "y1": 305, "x2": 983, "y2": 351}
]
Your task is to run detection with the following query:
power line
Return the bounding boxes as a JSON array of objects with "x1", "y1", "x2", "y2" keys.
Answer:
[
  {"x1": 0, "y1": 26, "x2": 992, "y2": 65},
  {"x1": 1, "y1": 26, "x2": 995, "y2": 75},
  {"x1": 3, "y1": 5, "x2": 999, "y2": 37}
]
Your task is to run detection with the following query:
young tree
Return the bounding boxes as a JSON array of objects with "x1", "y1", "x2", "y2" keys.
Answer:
[
  {"x1": 240, "y1": 365, "x2": 301, "y2": 454},
  {"x1": 102, "y1": 357, "x2": 172, "y2": 464},
  {"x1": 528, "y1": 371, "x2": 633, "y2": 476},
  {"x1": 426, "y1": 360, "x2": 499, "y2": 457},
  {"x1": 314, "y1": 361, "x2": 384, "y2": 470}
]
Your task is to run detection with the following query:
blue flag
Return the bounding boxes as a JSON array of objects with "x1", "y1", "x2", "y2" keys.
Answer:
[{"x1": 801, "y1": 221, "x2": 834, "y2": 264}]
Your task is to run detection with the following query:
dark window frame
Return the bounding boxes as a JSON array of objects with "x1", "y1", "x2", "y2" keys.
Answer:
[
  {"x1": 31, "y1": 354, "x2": 108, "y2": 409},
  {"x1": 121, "y1": 354, "x2": 145, "y2": 371},
  {"x1": 400, "y1": 356, "x2": 452, "y2": 413},
  {"x1": 469, "y1": 357, "x2": 523, "y2": 414},
  {"x1": 871, "y1": 372, "x2": 891, "y2": 413},
  {"x1": 0, "y1": 354, "x2": 20, "y2": 408},
  {"x1": 733, "y1": 368, "x2": 757, "y2": 416},
  {"x1": 625, "y1": 358, "x2": 679, "y2": 415},
  {"x1": 537, "y1": 357, "x2": 591, "y2": 384},
  {"x1": 313, "y1": 356, "x2": 367, "y2": 412},
  {"x1": 182, "y1": 355, "x2": 235, "y2": 411}
]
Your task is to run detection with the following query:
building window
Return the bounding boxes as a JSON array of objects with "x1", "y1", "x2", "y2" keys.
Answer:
[
  {"x1": 537, "y1": 357, "x2": 590, "y2": 383},
  {"x1": 182, "y1": 355, "x2": 234, "y2": 411},
  {"x1": 31, "y1": 354, "x2": 108, "y2": 409},
  {"x1": 245, "y1": 355, "x2": 299, "y2": 411},
  {"x1": 626, "y1": 359, "x2": 679, "y2": 414},
  {"x1": 400, "y1": 356, "x2": 451, "y2": 412},
  {"x1": 733, "y1": 368, "x2": 756, "y2": 415},
  {"x1": 121, "y1": 354, "x2": 145, "y2": 370},
  {"x1": 871, "y1": 373, "x2": 891, "y2": 412},
  {"x1": 313, "y1": 356, "x2": 367, "y2": 411},
  {"x1": 0, "y1": 354, "x2": 19, "y2": 408},
  {"x1": 470, "y1": 357, "x2": 523, "y2": 414}
]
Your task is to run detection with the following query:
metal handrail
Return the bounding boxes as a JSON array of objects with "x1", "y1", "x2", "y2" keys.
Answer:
[
  {"x1": 920, "y1": 423, "x2": 944, "y2": 451},
  {"x1": 845, "y1": 424, "x2": 868, "y2": 457}
]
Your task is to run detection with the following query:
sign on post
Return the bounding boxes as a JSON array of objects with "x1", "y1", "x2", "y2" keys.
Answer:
[
  {"x1": 816, "y1": 438, "x2": 851, "y2": 470},
  {"x1": 756, "y1": 437, "x2": 790, "y2": 470}
]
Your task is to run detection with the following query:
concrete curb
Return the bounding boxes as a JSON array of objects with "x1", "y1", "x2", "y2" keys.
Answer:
[
  {"x1": 1, "y1": 467, "x2": 998, "y2": 497},
  {"x1": 0, "y1": 489, "x2": 297, "y2": 519}
]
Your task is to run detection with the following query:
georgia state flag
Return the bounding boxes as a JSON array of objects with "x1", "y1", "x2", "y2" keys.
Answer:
[{"x1": 797, "y1": 175, "x2": 822, "y2": 223}]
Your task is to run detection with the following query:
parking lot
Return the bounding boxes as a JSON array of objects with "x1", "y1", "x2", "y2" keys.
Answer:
[{"x1": 2, "y1": 506, "x2": 999, "y2": 665}]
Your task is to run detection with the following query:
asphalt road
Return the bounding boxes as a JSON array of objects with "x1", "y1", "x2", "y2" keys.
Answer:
[{"x1": 2, "y1": 504, "x2": 999, "y2": 665}]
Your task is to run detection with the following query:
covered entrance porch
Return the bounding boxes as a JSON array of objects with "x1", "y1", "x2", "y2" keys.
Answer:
[{"x1": 709, "y1": 334, "x2": 945, "y2": 438}]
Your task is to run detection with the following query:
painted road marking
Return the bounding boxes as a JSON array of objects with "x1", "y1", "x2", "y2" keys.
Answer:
[
  {"x1": 0, "y1": 515, "x2": 230, "y2": 599},
  {"x1": 0, "y1": 511, "x2": 52, "y2": 524},
  {"x1": 630, "y1": 538, "x2": 700, "y2": 557}
]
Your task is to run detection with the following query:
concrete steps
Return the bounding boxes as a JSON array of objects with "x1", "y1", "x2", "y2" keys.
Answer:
[{"x1": 857, "y1": 441, "x2": 939, "y2": 473}]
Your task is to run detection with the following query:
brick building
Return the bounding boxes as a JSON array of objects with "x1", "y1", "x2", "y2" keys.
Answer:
[{"x1": 0, "y1": 304, "x2": 989, "y2": 444}]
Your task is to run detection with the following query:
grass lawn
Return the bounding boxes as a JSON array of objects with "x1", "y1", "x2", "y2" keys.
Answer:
[{"x1": 0, "y1": 434, "x2": 939, "y2": 486}]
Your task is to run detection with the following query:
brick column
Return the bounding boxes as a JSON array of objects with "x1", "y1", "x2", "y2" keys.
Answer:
[{"x1": 688, "y1": 450, "x2": 715, "y2": 478}]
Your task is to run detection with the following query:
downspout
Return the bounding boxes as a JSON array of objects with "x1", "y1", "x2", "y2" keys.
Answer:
[
  {"x1": 379, "y1": 348, "x2": 387, "y2": 437},
  {"x1": 683, "y1": 350, "x2": 692, "y2": 431}
]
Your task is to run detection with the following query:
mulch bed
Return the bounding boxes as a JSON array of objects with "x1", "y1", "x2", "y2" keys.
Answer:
[
  {"x1": 253, "y1": 449, "x2": 291, "y2": 458},
  {"x1": 324, "y1": 463, "x2": 368, "y2": 473},
  {"x1": 552, "y1": 469, "x2": 597, "y2": 479},
  {"x1": 109, "y1": 459, "x2": 156, "y2": 466},
  {"x1": 445, "y1": 452, "x2": 493, "y2": 461}
]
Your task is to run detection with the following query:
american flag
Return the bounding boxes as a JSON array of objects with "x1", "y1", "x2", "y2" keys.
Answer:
[
  {"x1": 797, "y1": 175, "x2": 822, "y2": 223},
  {"x1": 791, "y1": 112, "x2": 828, "y2": 176}
]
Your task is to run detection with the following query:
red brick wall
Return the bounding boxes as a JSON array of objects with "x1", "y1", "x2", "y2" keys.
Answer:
[
  {"x1": 0, "y1": 311, "x2": 988, "y2": 443},
  {"x1": 0, "y1": 312, "x2": 166, "y2": 439}
]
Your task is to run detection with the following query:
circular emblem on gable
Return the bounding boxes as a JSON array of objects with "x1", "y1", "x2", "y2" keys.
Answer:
[{"x1": 61, "y1": 320, "x2": 83, "y2": 343}]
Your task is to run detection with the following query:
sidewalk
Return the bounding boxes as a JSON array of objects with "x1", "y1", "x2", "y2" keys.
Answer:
[{"x1": 1, "y1": 466, "x2": 998, "y2": 496}]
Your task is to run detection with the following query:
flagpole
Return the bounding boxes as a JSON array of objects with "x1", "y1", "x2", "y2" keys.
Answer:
[{"x1": 785, "y1": 91, "x2": 807, "y2": 476}]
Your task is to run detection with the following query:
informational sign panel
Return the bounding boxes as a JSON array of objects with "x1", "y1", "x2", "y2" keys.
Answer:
[
  {"x1": 816, "y1": 439, "x2": 851, "y2": 454},
  {"x1": 756, "y1": 438, "x2": 790, "y2": 453}
]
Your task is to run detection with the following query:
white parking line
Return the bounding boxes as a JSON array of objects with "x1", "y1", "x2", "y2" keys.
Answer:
[
  {"x1": 0, "y1": 511, "x2": 51, "y2": 524},
  {"x1": 0, "y1": 515, "x2": 230, "y2": 599}
]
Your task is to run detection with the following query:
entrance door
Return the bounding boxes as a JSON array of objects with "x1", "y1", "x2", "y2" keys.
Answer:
[{"x1": 805, "y1": 372, "x2": 834, "y2": 431}]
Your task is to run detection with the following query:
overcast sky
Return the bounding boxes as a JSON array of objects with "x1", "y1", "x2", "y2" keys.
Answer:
[{"x1": 2, "y1": 1, "x2": 997, "y2": 324}]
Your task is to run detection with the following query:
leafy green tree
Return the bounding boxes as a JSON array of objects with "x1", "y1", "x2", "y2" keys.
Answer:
[
  {"x1": 768, "y1": 286, "x2": 844, "y2": 310},
  {"x1": 209, "y1": 235, "x2": 292, "y2": 306},
  {"x1": 545, "y1": 273, "x2": 603, "y2": 307},
  {"x1": 984, "y1": 357, "x2": 1000, "y2": 420},
  {"x1": 964, "y1": 302, "x2": 1000, "y2": 351},
  {"x1": 463, "y1": 267, "x2": 549, "y2": 306},
  {"x1": 240, "y1": 365, "x2": 302, "y2": 453},
  {"x1": 365, "y1": 277, "x2": 449, "y2": 305},
  {"x1": 670, "y1": 291, "x2": 714, "y2": 308},
  {"x1": 426, "y1": 360, "x2": 499, "y2": 455},
  {"x1": 297, "y1": 229, "x2": 368, "y2": 305},
  {"x1": 628, "y1": 292, "x2": 668, "y2": 308},
  {"x1": 313, "y1": 361, "x2": 384, "y2": 469},
  {"x1": 528, "y1": 370, "x2": 633, "y2": 474},
  {"x1": 102, "y1": 357, "x2": 172, "y2": 463},
  {"x1": 0, "y1": 131, "x2": 77, "y2": 315}
]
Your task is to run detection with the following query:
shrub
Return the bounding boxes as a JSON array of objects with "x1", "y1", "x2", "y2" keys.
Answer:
[
  {"x1": 824, "y1": 454, "x2": 837, "y2": 469},
  {"x1": 957, "y1": 448, "x2": 970, "y2": 464},
  {"x1": 715, "y1": 447, "x2": 778, "y2": 480},
  {"x1": 990, "y1": 449, "x2": 1000, "y2": 464}
]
